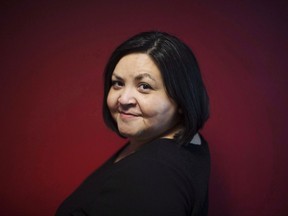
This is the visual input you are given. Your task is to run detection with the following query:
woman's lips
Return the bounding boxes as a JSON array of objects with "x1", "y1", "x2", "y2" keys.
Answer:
[{"x1": 119, "y1": 111, "x2": 140, "y2": 119}]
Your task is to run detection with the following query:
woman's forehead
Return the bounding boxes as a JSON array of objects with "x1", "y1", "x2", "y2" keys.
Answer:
[{"x1": 113, "y1": 53, "x2": 162, "y2": 80}]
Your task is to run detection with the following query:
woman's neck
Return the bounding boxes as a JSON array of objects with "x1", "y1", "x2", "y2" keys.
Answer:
[{"x1": 114, "y1": 124, "x2": 183, "y2": 163}]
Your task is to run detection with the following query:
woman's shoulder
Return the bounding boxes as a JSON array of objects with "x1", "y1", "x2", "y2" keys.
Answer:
[
  {"x1": 128, "y1": 136, "x2": 210, "y2": 177},
  {"x1": 140, "y1": 136, "x2": 209, "y2": 164}
]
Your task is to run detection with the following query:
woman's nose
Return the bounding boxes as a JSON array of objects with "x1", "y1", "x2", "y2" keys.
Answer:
[{"x1": 117, "y1": 89, "x2": 136, "y2": 105}]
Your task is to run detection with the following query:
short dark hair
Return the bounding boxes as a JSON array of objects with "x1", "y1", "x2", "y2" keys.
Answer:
[{"x1": 103, "y1": 31, "x2": 209, "y2": 146}]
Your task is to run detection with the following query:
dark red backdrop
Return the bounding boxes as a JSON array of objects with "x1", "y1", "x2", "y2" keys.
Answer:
[{"x1": 1, "y1": 1, "x2": 287, "y2": 215}]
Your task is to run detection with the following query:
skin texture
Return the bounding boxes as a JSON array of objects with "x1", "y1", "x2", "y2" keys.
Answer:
[{"x1": 107, "y1": 53, "x2": 181, "y2": 156}]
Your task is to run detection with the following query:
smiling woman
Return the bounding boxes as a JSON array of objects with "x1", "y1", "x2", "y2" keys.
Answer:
[
  {"x1": 107, "y1": 53, "x2": 181, "y2": 151},
  {"x1": 55, "y1": 31, "x2": 210, "y2": 216}
]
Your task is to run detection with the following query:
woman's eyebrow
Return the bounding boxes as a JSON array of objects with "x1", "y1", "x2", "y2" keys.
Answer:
[
  {"x1": 135, "y1": 73, "x2": 156, "y2": 82},
  {"x1": 111, "y1": 73, "x2": 123, "y2": 80}
]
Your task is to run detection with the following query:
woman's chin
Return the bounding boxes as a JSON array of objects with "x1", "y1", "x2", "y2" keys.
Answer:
[{"x1": 119, "y1": 130, "x2": 137, "y2": 138}]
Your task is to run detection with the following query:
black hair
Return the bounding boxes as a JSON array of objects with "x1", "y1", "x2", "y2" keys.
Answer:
[{"x1": 103, "y1": 31, "x2": 209, "y2": 146}]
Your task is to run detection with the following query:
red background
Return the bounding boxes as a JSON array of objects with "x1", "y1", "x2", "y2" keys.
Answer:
[{"x1": 1, "y1": 1, "x2": 287, "y2": 215}]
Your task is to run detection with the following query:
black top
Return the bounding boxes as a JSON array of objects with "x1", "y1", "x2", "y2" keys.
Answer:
[{"x1": 55, "y1": 137, "x2": 210, "y2": 216}]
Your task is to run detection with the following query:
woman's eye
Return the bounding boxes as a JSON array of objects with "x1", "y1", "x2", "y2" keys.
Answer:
[
  {"x1": 138, "y1": 83, "x2": 152, "y2": 92},
  {"x1": 111, "y1": 80, "x2": 123, "y2": 89}
]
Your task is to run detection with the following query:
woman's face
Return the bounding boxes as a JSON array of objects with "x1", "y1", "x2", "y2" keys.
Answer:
[{"x1": 107, "y1": 53, "x2": 180, "y2": 145}]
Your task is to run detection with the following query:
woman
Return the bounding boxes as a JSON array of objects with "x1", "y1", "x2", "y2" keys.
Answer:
[{"x1": 56, "y1": 31, "x2": 210, "y2": 216}]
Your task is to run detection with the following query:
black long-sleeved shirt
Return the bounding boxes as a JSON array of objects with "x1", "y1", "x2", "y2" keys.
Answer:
[{"x1": 55, "y1": 137, "x2": 210, "y2": 216}]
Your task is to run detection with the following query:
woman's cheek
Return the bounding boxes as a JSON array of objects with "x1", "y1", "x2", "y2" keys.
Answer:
[
  {"x1": 107, "y1": 92, "x2": 116, "y2": 110},
  {"x1": 140, "y1": 101, "x2": 161, "y2": 118}
]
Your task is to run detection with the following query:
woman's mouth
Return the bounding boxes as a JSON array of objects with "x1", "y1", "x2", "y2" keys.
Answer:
[{"x1": 119, "y1": 111, "x2": 140, "y2": 119}]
